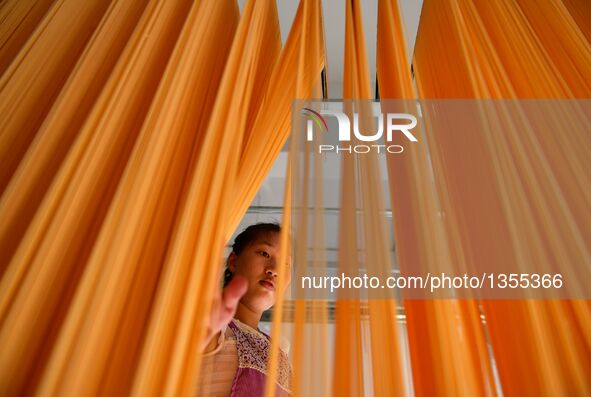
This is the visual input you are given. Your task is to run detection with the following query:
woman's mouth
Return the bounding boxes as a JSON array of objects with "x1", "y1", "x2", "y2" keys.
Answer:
[{"x1": 259, "y1": 279, "x2": 275, "y2": 291}]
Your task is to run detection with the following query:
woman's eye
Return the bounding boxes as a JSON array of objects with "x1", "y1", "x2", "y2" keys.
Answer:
[{"x1": 259, "y1": 251, "x2": 270, "y2": 258}]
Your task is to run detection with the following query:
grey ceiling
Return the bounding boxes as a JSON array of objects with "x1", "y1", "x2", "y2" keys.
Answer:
[{"x1": 238, "y1": 0, "x2": 423, "y2": 97}]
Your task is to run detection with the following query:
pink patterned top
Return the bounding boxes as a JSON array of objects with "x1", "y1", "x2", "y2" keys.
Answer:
[{"x1": 198, "y1": 319, "x2": 292, "y2": 396}]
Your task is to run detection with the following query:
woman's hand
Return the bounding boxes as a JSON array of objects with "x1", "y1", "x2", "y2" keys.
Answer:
[{"x1": 202, "y1": 275, "x2": 248, "y2": 353}]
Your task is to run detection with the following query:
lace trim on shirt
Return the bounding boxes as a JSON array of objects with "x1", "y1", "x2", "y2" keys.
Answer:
[{"x1": 232, "y1": 320, "x2": 292, "y2": 392}]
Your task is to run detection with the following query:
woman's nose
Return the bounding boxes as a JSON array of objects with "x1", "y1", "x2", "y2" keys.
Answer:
[{"x1": 265, "y1": 268, "x2": 277, "y2": 278}]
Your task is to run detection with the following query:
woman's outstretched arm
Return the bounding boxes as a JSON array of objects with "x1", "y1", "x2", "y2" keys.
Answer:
[{"x1": 201, "y1": 275, "x2": 248, "y2": 353}]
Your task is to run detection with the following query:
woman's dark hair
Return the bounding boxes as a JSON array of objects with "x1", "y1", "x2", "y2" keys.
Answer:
[{"x1": 223, "y1": 222, "x2": 281, "y2": 287}]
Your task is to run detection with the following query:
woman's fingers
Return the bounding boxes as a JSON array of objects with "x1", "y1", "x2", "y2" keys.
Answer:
[
  {"x1": 202, "y1": 276, "x2": 248, "y2": 352},
  {"x1": 222, "y1": 275, "x2": 248, "y2": 313}
]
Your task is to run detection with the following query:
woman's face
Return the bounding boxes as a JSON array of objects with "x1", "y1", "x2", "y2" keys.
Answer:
[{"x1": 228, "y1": 232, "x2": 291, "y2": 313}]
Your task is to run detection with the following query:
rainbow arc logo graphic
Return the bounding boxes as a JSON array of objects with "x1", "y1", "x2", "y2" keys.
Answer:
[{"x1": 301, "y1": 107, "x2": 328, "y2": 133}]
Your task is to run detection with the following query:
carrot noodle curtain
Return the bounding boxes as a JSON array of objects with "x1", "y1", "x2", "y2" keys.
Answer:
[
  {"x1": 334, "y1": 1, "x2": 406, "y2": 396},
  {"x1": 0, "y1": 0, "x2": 57, "y2": 75},
  {"x1": 0, "y1": 1, "x2": 589, "y2": 397},
  {"x1": 284, "y1": 0, "x2": 590, "y2": 396},
  {"x1": 263, "y1": 1, "x2": 325, "y2": 396},
  {"x1": 411, "y1": 1, "x2": 591, "y2": 396},
  {"x1": 379, "y1": 0, "x2": 498, "y2": 395},
  {"x1": 0, "y1": 0, "x2": 324, "y2": 395}
]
